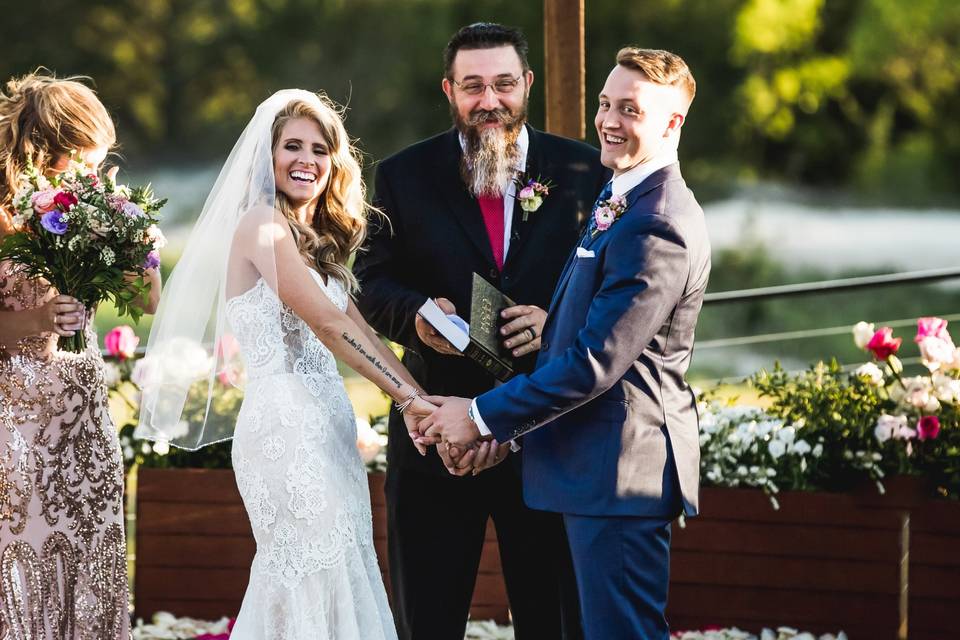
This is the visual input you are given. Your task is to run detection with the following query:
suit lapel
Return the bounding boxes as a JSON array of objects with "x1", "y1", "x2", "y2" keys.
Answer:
[
  {"x1": 435, "y1": 130, "x2": 497, "y2": 268},
  {"x1": 545, "y1": 163, "x2": 682, "y2": 319}
]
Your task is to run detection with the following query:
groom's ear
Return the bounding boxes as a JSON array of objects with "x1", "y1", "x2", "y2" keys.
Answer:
[{"x1": 441, "y1": 77, "x2": 455, "y2": 103}]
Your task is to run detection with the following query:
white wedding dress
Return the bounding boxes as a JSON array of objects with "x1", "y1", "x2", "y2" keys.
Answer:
[{"x1": 225, "y1": 270, "x2": 398, "y2": 640}]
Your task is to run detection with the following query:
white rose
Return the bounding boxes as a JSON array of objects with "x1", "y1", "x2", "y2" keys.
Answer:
[
  {"x1": 854, "y1": 362, "x2": 885, "y2": 386},
  {"x1": 875, "y1": 414, "x2": 909, "y2": 443},
  {"x1": 131, "y1": 356, "x2": 162, "y2": 390},
  {"x1": 792, "y1": 439, "x2": 812, "y2": 456},
  {"x1": 777, "y1": 426, "x2": 796, "y2": 444},
  {"x1": 918, "y1": 336, "x2": 956, "y2": 372},
  {"x1": 768, "y1": 440, "x2": 787, "y2": 459},
  {"x1": 153, "y1": 441, "x2": 170, "y2": 456},
  {"x1": 356, "y1": 418, "x2": 382, "y2": 463},
  {"x1": 102, "y1": 361, "x2": 122, "y2": 388},
  {"x1": 853, "y1": 321, "x2": 875, "y2": 350},
  {"x1": 812, "y1": 443, "x2": 824, "y2": 458}
]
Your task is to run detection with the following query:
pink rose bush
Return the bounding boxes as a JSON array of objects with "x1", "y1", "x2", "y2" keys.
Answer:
[
  {"x1": 104, "y1": 325, "x2": 140, "y2": 360},
  {"x1": 738, "y1": 316, "x2": 960, "y2": 501}
]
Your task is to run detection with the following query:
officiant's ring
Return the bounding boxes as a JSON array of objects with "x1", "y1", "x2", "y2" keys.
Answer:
[{"x1": 527, "y1": 327, "x2": 537, "y2": 340}]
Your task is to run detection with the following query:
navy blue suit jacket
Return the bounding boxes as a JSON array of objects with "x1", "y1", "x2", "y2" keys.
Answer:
[{"x1": 476, "y1": 163, "x2": 710, "y2": 517}]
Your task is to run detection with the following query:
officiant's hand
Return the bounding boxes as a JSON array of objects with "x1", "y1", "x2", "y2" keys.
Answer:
[
  {"x1": 418, "y1": 395, "x2": 481, "y2": 448},
  {"x1": 415, "y1": 297, "x2": 463, "y2": 356},
  {"x1": 501, "y1": 304, "x2": 546, "y2": 357}
]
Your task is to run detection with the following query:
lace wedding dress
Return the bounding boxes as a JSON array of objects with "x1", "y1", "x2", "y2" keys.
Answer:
[{"x1": 225, "y1": 270, "x2": 397, "y2": 640}]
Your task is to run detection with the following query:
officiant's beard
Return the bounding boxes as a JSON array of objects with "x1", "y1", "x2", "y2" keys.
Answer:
[{"x1": 455, "y1": 103, "x2": 527, "y2": 198}]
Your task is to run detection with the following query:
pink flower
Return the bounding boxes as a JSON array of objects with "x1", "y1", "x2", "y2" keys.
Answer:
[
  {"x1": 917, "y1": 317, "x2": 951, "y2": 343},
  {"x1": 594, "y1": 207, "x2": 616, "y2": 231},
  {"x1": 53, "y1": 190, "x2": 78, "y2": 211},
  {"x1": 918, "y1": 415, "x2": 941, "y2": 441},
  {"x1": 867, "y1": 327, "x2": 902, "y2": 360},
  {"x1": 31, "y1": 189, "x2": 59, "y2": 214},
  {"x1": 519, "y1": 186, "x2": 535, "y2": 200},
  {"x1": 104, "y1": 325, "x2": 139, "y2": 360},
  {"x1": 86, "y1": 172, "x2": 99, "y2": 187}
]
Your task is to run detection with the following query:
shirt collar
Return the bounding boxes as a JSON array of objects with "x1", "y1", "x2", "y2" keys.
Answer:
[
  {"x1": 609, "y1": 149, "x2": 678, "y2": 197},
  {"x1": 457, "y1": 125, "x2": 530, "y2": 174}
]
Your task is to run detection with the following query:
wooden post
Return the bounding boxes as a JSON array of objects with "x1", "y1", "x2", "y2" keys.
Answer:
[{"x1": 544, "y1": 0, "x2": 585, "y2": 139}]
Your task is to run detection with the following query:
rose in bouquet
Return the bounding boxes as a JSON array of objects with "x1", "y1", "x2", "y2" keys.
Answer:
[{"x1": 1, "y1": 158, "x2": 166, "y2": 352}]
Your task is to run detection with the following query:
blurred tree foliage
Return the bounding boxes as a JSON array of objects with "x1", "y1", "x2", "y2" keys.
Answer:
[{"x1": 2, "y1": 0, "x2": 958, "y2": 200}]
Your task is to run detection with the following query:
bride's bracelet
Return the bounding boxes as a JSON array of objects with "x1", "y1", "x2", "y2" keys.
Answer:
[{"x1": 395, "y1": 389, "x2": 421, "y2": 414}]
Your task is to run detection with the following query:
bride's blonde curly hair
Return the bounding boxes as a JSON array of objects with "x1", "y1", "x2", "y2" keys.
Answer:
[
  {"x1": 271, "y1": 96, "x2": 370, "y2": 294},
  {"x1": 0, "y1": 71, "x2": 115, "y2": 233}
]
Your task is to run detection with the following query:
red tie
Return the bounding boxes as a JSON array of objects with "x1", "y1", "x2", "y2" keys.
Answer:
[{"x1": 477, "y1": 196, "x2": 505, "y2": 270}]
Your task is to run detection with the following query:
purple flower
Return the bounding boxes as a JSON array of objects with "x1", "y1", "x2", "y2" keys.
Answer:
[
  {"x1": 122, "y1": 201, "x2": 145, "y2": 218},
  {"x1": 143, "y1": 250, "x2": 161, "y2": 270},
  {"x1": 40, "y1": 211, "x2": 68, "y2": 235}
]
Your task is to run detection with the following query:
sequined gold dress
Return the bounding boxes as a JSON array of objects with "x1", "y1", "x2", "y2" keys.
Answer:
[{"x1": 0, "y1": 261, "x2": 129, "y2": 639}]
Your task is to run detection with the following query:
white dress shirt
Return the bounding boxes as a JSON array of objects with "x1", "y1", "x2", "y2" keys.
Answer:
[{"x1": 470, "y1": 149, "x2": 680, "y2": 442}]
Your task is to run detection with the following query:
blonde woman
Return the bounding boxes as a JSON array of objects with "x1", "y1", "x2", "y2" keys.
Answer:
[
  {"x1": 138, "y1": 90, "x2": 431, "y2": 638},
  {"x1": 0, "y1": 72, "x2": 160, "y2": 637}
]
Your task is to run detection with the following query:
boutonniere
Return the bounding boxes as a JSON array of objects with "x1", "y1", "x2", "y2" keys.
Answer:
[
  {"x1": 592, "y1": 195, "x2": 628, "y2": 237},
  {"x1": 513, "y1": 174, "x2": 555, "y2": 221}
]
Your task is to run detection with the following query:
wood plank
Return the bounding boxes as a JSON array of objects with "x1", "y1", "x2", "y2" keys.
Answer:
[
  {"x1": 544, "y1": 0, "x2": 585, "y2": 139},
  {"x1": 909, "y1": 565, "x2": 960, "y2": 599},
  {"x1": 671, "y1": 551, "x2": 898, "y2": 594},
  {"x1": 137, "y1": 468, "x2": 242, "y2": 503},
  {"x1": 673, "y1": 520, "x2": 899, "y2": 561},
  {"x1": 696, "y1": 488, "x2": 903, "y2": 528},
  {"x1": 136, "y1": 567, "x2": 249, "y2": 600},
  {"x1": 909, "y1": 598, "x2": 960, "y2": 633},
  {"x1": 136, "y1": 501, "x2": 252, "y2": 535},
  {"x1": 136, "y1": 534, "x2": 255, "y2": 568},
  {"x1": 668, "y1": 584, "x2": 898, "y2": 629},
  {"x1": 909, "y1": 532, "x2": 960, "y2": 566}
]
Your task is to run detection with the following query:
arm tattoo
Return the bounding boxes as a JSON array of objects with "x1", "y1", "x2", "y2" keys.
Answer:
[{"x1": 342, "y1": 332, "x2": 403, "y2": 388}]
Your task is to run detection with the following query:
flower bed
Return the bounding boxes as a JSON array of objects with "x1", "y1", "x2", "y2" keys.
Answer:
[
  {"x1": 115, "y1": 317, "x2": 960, "y2": 637},
  {"x1": 130, "y1": 612, "x2": 846, "y2": 640}
]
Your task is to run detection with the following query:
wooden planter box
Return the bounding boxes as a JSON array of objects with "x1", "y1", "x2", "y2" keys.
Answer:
[
  {"x1": 135, "y1": 469, "x2": 959, "y2": 637},
  {"x1": 134, "y1": 468, "x2": 508, "y2": 623}
]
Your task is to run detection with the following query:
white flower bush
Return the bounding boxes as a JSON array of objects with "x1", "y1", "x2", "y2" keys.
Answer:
[{"x1": 698, "y1": 404, "x2": 820, "y2": 509}]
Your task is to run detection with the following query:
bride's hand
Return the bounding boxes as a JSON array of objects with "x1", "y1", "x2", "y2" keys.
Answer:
[{"x1": 402, "y1": 395, "x2": 437, "y2": 455}]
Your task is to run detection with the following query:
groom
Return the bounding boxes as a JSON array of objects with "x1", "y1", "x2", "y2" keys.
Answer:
[
  {"x1": 418, "y1": 47, "x2": 710, "y2": 639},
  {"x1": 354, "y1": 22, "x2": 605, "y2": 640}
]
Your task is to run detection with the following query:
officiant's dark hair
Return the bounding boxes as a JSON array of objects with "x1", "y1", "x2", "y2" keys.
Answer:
[{"x1": 443, "y1": 23, "x2": 530, "y2": 78}]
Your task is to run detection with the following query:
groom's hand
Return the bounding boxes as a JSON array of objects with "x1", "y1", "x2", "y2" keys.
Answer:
[
  {"x1": 415, "y1": 297, "x2": 463, "y2": 356},
  {"x1": 500, "y1": 304, "x2": 546, "y2": 357},
  {"x1": 418, "y1": 395, "x2": 481, "y2": 448}
]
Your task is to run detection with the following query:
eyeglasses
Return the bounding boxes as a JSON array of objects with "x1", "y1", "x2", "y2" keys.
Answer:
[{"x1": 452, "y1": 75, "x2": 523, "y2": 96}]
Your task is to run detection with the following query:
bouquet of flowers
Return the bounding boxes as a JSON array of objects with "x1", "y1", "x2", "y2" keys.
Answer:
[{"x1": 1, "y1": 158, "x2": 166, "y2": 352}]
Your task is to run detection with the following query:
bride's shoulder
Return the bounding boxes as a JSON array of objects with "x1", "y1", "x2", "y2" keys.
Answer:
[{"x1": 233, "y1": 205, "x2": 291, "y2": 242}]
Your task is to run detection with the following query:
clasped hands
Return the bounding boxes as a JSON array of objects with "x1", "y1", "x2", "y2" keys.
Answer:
[{"x1": 403, "y1": 396, "x2": 510, "y2": 477}]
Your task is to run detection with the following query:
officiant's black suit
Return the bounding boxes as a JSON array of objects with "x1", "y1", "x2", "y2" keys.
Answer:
[{"x1": 354, "y1": 124, "x2": 606, "y2": 640}]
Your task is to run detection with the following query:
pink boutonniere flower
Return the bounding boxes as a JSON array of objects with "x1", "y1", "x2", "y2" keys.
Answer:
[
  {"x1": 592, "y1": 195, "x2": 627, "y2": 236},
  {"x1": 513, "y1": 174, "x2": 555, "y2": 221}
]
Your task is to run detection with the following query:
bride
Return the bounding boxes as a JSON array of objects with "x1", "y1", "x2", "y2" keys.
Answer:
[{"x1": 136, "y1": 90, "x2": 435, "y2": 638}]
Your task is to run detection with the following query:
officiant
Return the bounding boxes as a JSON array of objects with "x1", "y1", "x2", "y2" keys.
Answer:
[{"x1": 354, "y1": 22, "x2": 606, "y2": 640}]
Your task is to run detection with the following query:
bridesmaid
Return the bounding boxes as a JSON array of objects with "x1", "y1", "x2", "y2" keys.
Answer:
[{"x1": 0, "y1": 72, "x2": 161, "y2": 638}]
